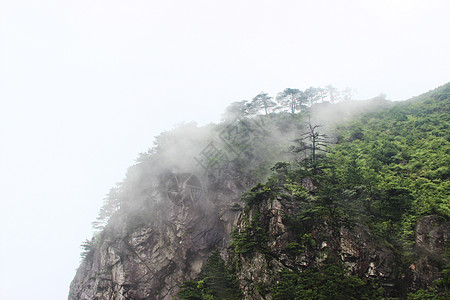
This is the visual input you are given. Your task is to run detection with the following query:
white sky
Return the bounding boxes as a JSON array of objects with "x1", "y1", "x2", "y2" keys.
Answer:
[{"x1": 0, "y1": 1, "x2": 449, "y2": 299}]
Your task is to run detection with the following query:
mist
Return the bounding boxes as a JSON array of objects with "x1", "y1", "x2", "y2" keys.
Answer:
[
  {"x1": 91, "y1": 87, "x2": 393, "y2": 237},
  {"x1": 1, "y1": 0, "x2": 449, "y2": 299}
]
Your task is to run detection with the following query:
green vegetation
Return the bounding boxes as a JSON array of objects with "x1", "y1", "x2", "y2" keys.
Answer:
[
  {"x1": 328, "y1": 84, "x2": 450, "y2": 246},
  {"x1": 79, "y1": 232, "x2": 101, "y2": 261},
  {"x1": 227, "y1": 83, "x2": 450, "y2": 298},
  {"x1": 91, "y1": 186, "x2": 122, "y2": 230},
  {"x1": 230, "y1": 212, "x2": 269, "y2": 255},
  {"x1": 228, "y1": 183, "x2": 275, "y2": 255},
  {"x1": 83, "y1": 82, "x2": 449, "y2": 298},
  {"x1": 273, "y1": 83, "x2": 449, "y2": 253},
  {"x1": 272, "y1": 257, "x2": 382, "y2": 300},
  {"x1": 177, "y1": 250, "x2": 241, "y2": 300}
]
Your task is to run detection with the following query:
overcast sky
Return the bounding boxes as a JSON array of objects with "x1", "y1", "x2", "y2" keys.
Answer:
[{"x1": 0, "y1": 1, "x2": 449, "y2": 299}]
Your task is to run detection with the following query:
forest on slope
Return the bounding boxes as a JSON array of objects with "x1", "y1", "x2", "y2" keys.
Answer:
[
  {"x1": 177, "y1": 84, "x2": 449, "y2": 299},
  {"x1": 72, "y1": 84, "x2": 449, "y2": 300}
]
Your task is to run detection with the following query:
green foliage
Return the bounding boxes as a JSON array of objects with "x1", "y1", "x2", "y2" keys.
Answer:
[
  {"x1": 250, "y1": 92, "x2": 277, "y2": 115},
  {"x1": 237, "y1": 84, "x2": 450, "y2": 297},
  {"x1": 80, "y1": 232, "x2": 101, "y2": 261},
  {"x1": 177, "y1": 250, "x2": 241, "y2": 300},
  {"x1": 80, "y1": 239, "x2": 94, "y2": 260},
  {"x1": 285, "y1": 234, "x2": 316, "y2": 255},
  {"x1": 292, "y1": 121, "x2": 330, "y2": 165},
  {"x1": 93, "y1": 83, "x2": 450, "y2": 298},
  {"x1": 285, "y1": 242, "x2": 304, "y2": 255},
  {"x1": 272, "y1": 257, "x2": 382, "y2": 299},
  {"x1": 283, "y1": 181, "x2": 311, "y2": 201},
  {"x1": 276, "y1": 88, "x2": 307, "y2": 114},
  {"x1": 313, "y1": 84, "x2": 450, "y2": 249},
  {"x1": 92, "y1": 186, "x2": 122, "y2": 230},
  {"x1": 241, "y1": 183, "x2": 274, "y2": 209},
  {"x1": 177, "y1": 281, "x2": 204, "y2": 300},
  {"x1": 230, "y1": 211, "x2": 269, "y2": 255}
]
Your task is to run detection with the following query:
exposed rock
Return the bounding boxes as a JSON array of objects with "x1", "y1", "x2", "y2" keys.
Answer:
[
  {"x1": 69, "y1": 187, "x2": 241, "y2": 300},
  {"x1": 229, "y1": 197, "x2": 449, "y2": 299},
  {"x1": 69, "y1": 186, "x2": 448, "y2": 299},
  {"x1": 415, "y1": 215, "x2": 449, "y2": 256},
  {"x1": 406, "y1": 215, "x2": 450, "y2": 291}
]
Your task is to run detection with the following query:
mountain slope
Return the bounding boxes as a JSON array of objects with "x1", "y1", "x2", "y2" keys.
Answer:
[{"x1": 69, "y1": 84, "x2": 449, "y2": 300}]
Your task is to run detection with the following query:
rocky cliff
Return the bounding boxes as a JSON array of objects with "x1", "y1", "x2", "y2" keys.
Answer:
[
  {"x1": 228, "y1": 195, "x2": 449, "y2": 299},
  {"x1": 69, "y1": 175, "x2": 245, "y2": 299},
  {"x1": 69, "y1": 184, "x2": 449, "y2": 299},
  {"x1": 69, "y1": 84, "x2": 450, "y2": 299}
]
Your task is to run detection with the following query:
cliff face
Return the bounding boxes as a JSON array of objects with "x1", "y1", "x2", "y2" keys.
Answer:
[
  {"x1": 407, "y1": 215, "x2": 450, "y2": 291},
  {"x1": 69, "y1": 85, "x2": 450, "y2": 299},
  {"x1": 69, "y1": 179, "x2": 243, "y2": 300},
  {"x1": 229, "y1": 197, "x2": 449, "y2": 299},
  {"x1": 69, "y1": 189, "x2": 449, "y2": 300}
]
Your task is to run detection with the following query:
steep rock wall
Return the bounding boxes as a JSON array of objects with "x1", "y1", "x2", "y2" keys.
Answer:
[
  {"x1": 69, "y1": 182, "x2": 243, "y2": 300},
  {"x1": 229, "y1": 197, "x2": 449, "y2": 299}
]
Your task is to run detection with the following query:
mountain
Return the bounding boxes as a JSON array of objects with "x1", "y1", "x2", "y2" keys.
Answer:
[{"x1": 69, "y1": 84, "x2": 449, "y2": 299}]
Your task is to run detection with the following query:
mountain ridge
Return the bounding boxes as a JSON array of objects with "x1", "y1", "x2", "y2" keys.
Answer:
[{"x1": 69, "y1": 84, "x2": 449, "y2": 299}]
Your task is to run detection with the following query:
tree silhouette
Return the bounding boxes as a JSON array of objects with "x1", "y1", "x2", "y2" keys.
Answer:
[
  {"x1": 304, "y1": 87, "x2": 320, "y2": 106},
  {"x1": 276, "y1": 88, "x2": 306, "y2": 114},
  {"x1": 292, "y1": 121, "x2": 330, "y2": 164},
  {"x1": 325, "y1": 85, "x2": 340, "y2": 103},
  {"x1": 250, "y1": 92, "x2": 277, "y2": 115},
  {"x1": 316, "y1": 87, "x2": 328, "y2": 103},
  {"x1": 92, "y1": 186, "x2": 121, "y2": 230},
  {"x1": 222, "y1": 100, "x2": 250, "y2": 121},
  {"x1": 341, "y1": 87, "x2": 354, "y2": 101}
]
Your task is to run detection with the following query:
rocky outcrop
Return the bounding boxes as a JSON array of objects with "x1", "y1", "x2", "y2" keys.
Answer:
[
  {"x1": 406, "y1": 215, "x2": 450, "y2": 291},
  {"x1": 69, "y1": 183, "x2": 448, "y2": 300},
  {"x1": 415, "y1": 215, "x2": 449, "y2": 255},
  {"x1": 230, "y1": 197, "x2": 449, "y2": 299},
  {"x1": 69, "y1": 179, "x2": 243, "y2": 300}
]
